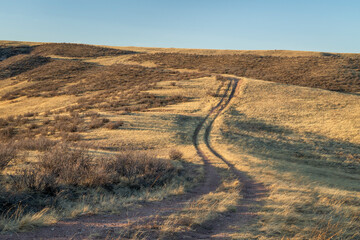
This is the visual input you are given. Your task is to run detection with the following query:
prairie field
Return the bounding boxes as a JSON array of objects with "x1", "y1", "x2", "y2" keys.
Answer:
[{"x1": 0, "y1": 41, "x2": 359, "y2": 239}]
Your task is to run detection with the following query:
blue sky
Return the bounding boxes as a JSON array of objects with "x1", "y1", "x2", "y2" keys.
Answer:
[{"x1": 1, "y1": 0, "x2": 359, "y2": 52}]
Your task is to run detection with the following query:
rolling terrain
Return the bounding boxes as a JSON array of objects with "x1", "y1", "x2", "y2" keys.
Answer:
[{"x1": 0, "y1": 41, "x2": 359, "y2": 239}]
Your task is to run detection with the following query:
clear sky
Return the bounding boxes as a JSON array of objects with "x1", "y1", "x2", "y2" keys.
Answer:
[{"x1": 1, "y1": 0, "x2": 359, "y2": 53}]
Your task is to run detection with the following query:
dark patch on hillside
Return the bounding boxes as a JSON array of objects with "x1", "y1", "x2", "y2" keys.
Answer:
[
  {"x1": 0, "y1": 55, "x2": 51, "y2": 80},
  {"x1": 0, "y1": 45, "x2": 32, "y2": 60},
  {"x1": 131, "y1": 53, "x2": 360, "y2": 93},
  {"x1": 32, "y1": 43, "x2": 138, "y2": 58},
  {"x1": 1, "y1": 59, "x2": 96, "y2": 99}
]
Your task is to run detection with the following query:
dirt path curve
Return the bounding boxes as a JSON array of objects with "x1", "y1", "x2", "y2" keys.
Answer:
[
  {"x1": 203, "y1": 78, "x2": 268, "y2": 238},
  {"x1": 2, "y1": 77, "x2": 267, "y2": 239},
  {"x1": 1, "y1": 79, "x2": 234, "y2": 240}
]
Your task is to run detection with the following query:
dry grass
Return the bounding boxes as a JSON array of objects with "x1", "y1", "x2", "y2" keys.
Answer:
[
  {"x1": 1, "y1": 40, "x2": 359, "y2": 238},
  {"x1": 0, "y1": 55, "x2": 50, "y2": 80},
  {"x1": 0, "y1": 44, "x2": 32, "y2": 60},
  {"x1": 160, "y1": 177, "x2": 241, "y2": 238},
  {"x1": 0, "y1": 143, "x2": 190, "y2": 232},
  {"x1": 212, "y1": 78, "x2": 360, "y2": 239},
  {"x1": 31, "y1": 43, "x2": 137, "y2": 58},
  {"x1": 0, "y1": 142, "x2": 17, "y2": 170},
  {"x1": 131, "y1": 53, "x2": 360, "y2": 93}
]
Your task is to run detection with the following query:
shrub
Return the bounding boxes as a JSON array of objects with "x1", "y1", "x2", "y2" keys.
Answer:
[
  {"x1": 0, "y1": 118, "x2": 9, "y2": 127},
  {"x1": 89, "y1": 118, "x2": 109, "y2": 129},
  {"x1": 0, "y1": 127, "x2": 16, "y2": 140},
  {"x1": 11, "y1": 145, "x2": 178, "y2": 193},
  {"x1": 31, "y1": 43, "x2": 137, "y2": 58},
  {"x1": 11, "y1": 169, "x2": 57, "y2": 194},
  {"x1": 104, "y1": 121, "x2": 124, "y2": 129},
  {"x1": 15, "y1": 137, "x2": 57, "y2": 151},
  {"x1": 216, "y1": 75, "x2": 228, "y2": 81},
  {"x1": 23, "y1": 112, "x2": 35, "y2": 118},
  {"x1": 0, "y1": 143, "x2": 17, "y2": 170},
  {"x1": 106, "y1": 152, "x2": 176, "y2": 188},
  {"x1": 28, "y1": 123, "x2": 38, "y2": 130},
  {"x1": 61, "y1": 133, "x2": 82, "y2": 142},
  {"x1": 169, "y1": 149, "x2": 183, "y2": 161}
]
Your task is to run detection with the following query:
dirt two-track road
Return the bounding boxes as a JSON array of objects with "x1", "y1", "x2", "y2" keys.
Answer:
[{"x1": 2, "y1": 77, "x2": 267, "y2": 240}]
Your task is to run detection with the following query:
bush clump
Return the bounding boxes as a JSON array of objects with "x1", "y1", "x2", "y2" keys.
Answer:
[
  {"x1": 0, "y1": 143, "x2": 17, "y2": 170},
  {"x1": 11, "y1": 144, "x2": 178, "y2": 194},
  {"x1": 104, "y1": 121, "x2": 124, "y2": 129},
  {"x1": 15, "y1": 137, "x2": 57, "y2": 151},
  {"x1": 169, "y1": 149, "x2": 183, "y2": 161}
]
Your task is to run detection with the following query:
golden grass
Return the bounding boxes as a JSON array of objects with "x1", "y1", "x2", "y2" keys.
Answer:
[
  {"x1": 105, "y1": 46, "x2": 360, "y2": 57},
  {"x1": 233, "y1": 78, "x2": 360, "y2": 143},
  {"x1": 4, "y1": 40, "x2": 360, "y2": 57},
  {"x1": 212, "y1": 78, "x2": 360, "y2": 239},
  {"x1": 0, "y1": 66, "x2": 220, "y2": 233},
  {"x1": 160, "y1": 177, "x2": 241, "y2": 238},
  {"x1": 0, "y1": 95, "x2": 78, "y2": 117},
  {"x1": 1, "y1": 40, "x2": 359, "y2": 238}
]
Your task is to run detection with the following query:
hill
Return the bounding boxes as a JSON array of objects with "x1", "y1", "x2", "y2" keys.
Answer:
[{"x1": 0, "y1": 40, "x2": 358, "y2": 239}]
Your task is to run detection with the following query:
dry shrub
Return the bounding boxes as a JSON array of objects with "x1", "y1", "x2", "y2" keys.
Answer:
[
  {"x1": 89, "y1": 118, "x2": 109, "y2": 129},
  {"x1": 27, "y1": 123, "x2": 38, "y2": 130},
  {"x1": 0, "y1": 54, "x2": 50, "y2": 80},
  {"x1": 61, "y1": 133, "x2": 82, "y2": 142},
  {"x1": 42, "y1": 118, "x2": 51, "y2": 125},
  {"x1": 39, "y1": 145, "x2": 91, "y2": 186},
  {"x1": 0, "y1": 118, "x2": 9, "y2": 127},
  {"x1": 216, "y1": 75, "x2": 228, "y2": 81},
  {"x1": 104, "y1": 121, "x2": 124, "y2": 129},
  {"x1": 131, "y1": 53, "x2": 360, "y2": 93},
  {"x1": 0, "y1": 143, "x2": 17, "y2": 170},
  {"x1": 0, "y1": 45, "x2": 32, "y2": 60},
  {"x1": 53, "y1": 114, "x2": 83, "y2": 133},
  {"x1": 169, "y1": 149, "x2": 183, "y2": 161},
  {"x1": 11, "y1": 145, "x2": 92, "y2": 193},
  {"x1": 23, "y1": 112, "x2": 35, "y2": 117},
  {"x1": 15, "y1": 137, "x2": 57, "y2": 151},
  {"x1": 11, "y1": 145, "x2": 178, "y2": 194},
  {"x1": 32, "y1": 43, "x2": 137, "y2": 58},
  {"x1": 105, "y1": 152, "x2": 177, "y2": 189},
  {"x1": 12, "y1": 169, "x2": 57, "y2": 194},
  {"x1": 0, "y1": 127, "x2": 16, "y2": 140}
]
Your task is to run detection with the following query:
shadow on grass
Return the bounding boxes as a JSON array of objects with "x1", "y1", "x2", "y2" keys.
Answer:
[{"x1": 221, "y1": 108, "x2": 360, "y2": 190}]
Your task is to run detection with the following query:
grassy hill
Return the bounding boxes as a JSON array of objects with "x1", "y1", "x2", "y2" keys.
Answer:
[{"x1": 0, "y1": 41, "x2": 359, "y2": 239}]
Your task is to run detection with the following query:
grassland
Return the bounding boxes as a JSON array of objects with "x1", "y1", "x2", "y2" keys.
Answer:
[
  {"x1": 212, "y1": 78, "x2": 360, "y2": 239},
  {"x1": 0, "y1": 41, "x2": 359, "y2": 239}
]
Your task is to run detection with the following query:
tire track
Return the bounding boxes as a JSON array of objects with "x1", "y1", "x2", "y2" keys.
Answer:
[
  {"x1": 203, "y1": 78, "x2": 268, "y2": 238},
  {"x1": 1, "y1": 78, "x2": 235, "y2": 240}
]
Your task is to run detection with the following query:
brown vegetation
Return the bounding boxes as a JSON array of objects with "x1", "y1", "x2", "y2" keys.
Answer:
[
  {"x1": 0, "y1": 45, "x2": 32, "y2": 60},
  {"x1": 104, "y1": 121, "x2": 124, "y2": 129},
  {"x1": 169, "y1": 149, "x2": 183, "y2": 161},
  {"x1": 31, "y1": 43, "x2": 137, "y2": 58},
  {"x1": 0, "y1": 142, "x2": 16, "y2": 170},
  {"x1": 0, "y1": 54, "x2": 51, "y2": 80},
  {"x1": 1, "y1": 55, "x2": 208, "y2": 113},
  {"x1": 131, "y1": 53, "x2": 360, "y2": 93},
  {"x1": 1, "y1": 143, "x2": 181, "y2": 219}
]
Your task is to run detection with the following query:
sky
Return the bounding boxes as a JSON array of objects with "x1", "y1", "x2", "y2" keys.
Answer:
[{"x1": 0, "y1": 0, "x2": 359, "y2": 53}]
